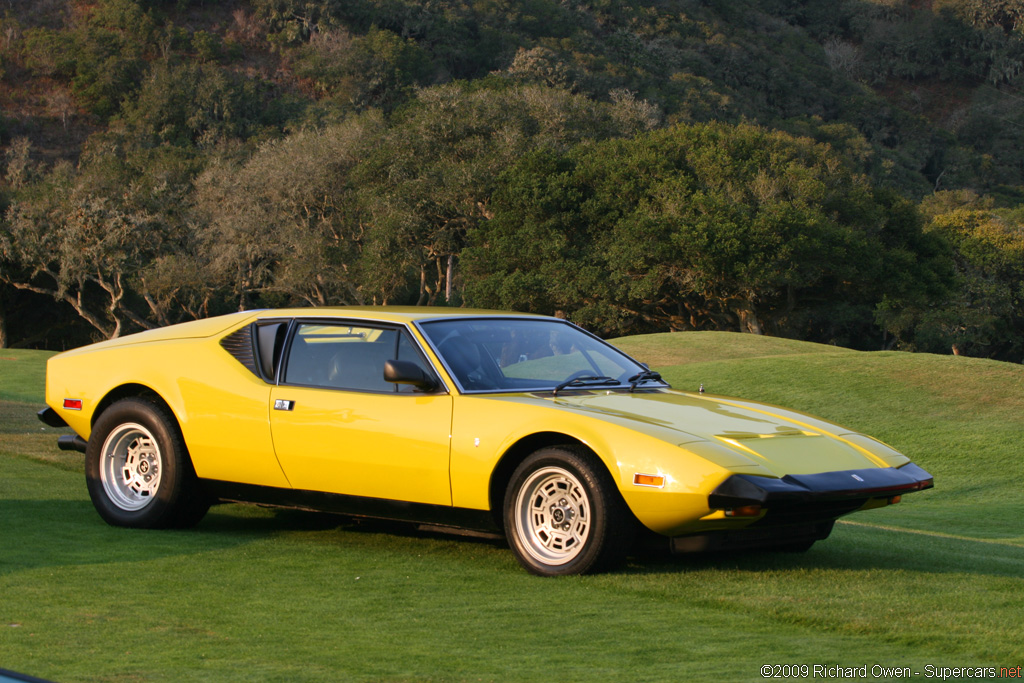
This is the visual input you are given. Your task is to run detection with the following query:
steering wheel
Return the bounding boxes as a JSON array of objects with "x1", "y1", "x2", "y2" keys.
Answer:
[{"x1": 462, "y1": 371, "x2": 498, "y2": 390}]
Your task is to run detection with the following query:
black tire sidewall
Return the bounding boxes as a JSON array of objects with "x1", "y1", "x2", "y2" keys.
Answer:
[
  {"x1": 504, "y1": 447, "x2": 627, "y2": 576},
  {"x1": 85, "y1": 398, "x2": 192, "y2": 529}
]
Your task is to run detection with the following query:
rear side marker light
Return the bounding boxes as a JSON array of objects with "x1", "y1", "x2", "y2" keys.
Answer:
[
  {"x1": 725, "y1": 505, "x2": 762, "y2": 517},
  {"x1": 63, "y1": 399, "x2": 83, "y2": 411},
  {"x1": 633, "y1": 473, "x2": 665, "y2": 488}
]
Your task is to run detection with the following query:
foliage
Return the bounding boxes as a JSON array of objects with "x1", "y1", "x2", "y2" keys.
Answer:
[
  {"x1": 3, "y1": 0, "x2": 1024, "y2": 359},
  {"x1": 192, "y1": 113, "x2": 384, "y2": 309},
  {"x1": 117, "y1": 61, "x2": 273, "y2": 147},
  {"x1": 22, "y1": 0, "x2": 158, "y2": 118},
  {"x1": 464, "y1": 122, "x2": 950, "y2": 345},
  {"x1": 882, "y1": 191, "x2": 1024, "y2": 361},
  {"x1": 352, "y1": 81, "x2": 660, "y2": 306},
  {"x1": 293, "y1": 25, "x2": 434, "y2": 112}
]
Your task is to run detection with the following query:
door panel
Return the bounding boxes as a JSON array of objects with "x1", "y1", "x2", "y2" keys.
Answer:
[
  {"x1": 269, "y1": 321, "x2": 452, "y2": 505},
  {"x1": 269, "y1": 387, "x2": 453, "y2": 504}
]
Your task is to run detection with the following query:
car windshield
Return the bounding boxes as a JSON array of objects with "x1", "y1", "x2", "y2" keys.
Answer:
[{"x1": 418, "y1": 317, "x2": 657, "y2": 393}]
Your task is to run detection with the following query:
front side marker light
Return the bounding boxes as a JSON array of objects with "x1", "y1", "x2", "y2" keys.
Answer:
[
  {"x1": 63, "y1": 398, "x2": 83, "y2": 411},
  {"x1": 633, "y1": 473, "x2": 665, "y2": 488},
  {"x1": 888, "y1": 495, "x2": 902, "y2": 505}
]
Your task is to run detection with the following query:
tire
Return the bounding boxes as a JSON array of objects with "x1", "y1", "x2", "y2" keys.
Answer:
[
  {"x1": 504, "y1": 446, "x2": 631, "y2": 576},
  {"x1": 85, "y1": 397, "x2": 210, "y2": 529}
]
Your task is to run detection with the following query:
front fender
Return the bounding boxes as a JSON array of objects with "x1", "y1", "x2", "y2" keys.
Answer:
[{"x1": 448, "y1": 394, "x2": 736, "y2": 534}]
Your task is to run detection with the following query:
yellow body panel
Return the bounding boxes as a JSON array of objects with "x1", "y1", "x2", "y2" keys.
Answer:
[
  {"x1": 268, "y1": 385, "x2": 453, "y2": 504},
  {"x1": 45, "y1": 312, "x2": 290, "y2": 488},
  {"x1": 448, "y1": 394, "x2": 736, "y2": 535}
]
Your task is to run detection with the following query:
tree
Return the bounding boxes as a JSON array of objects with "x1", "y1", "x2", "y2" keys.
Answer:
[
  {"x1": 352, "y1": 80, "x2": 660, "y2": 306},
  {"x1": 295, "y1": 25, "x2": 434, "y2": 112},
  {"x1": 888, "y1": 191, "x2": 1024, "y2": 361},
  {"x1": 191, "y1": 113, "x2": 385, "y2": 310},
  {"x1": 117, "y1": 61, "x2": 270, "y2": 147},
  {"x1": 22, "y1": 0, "x2": 157, "y2": 118},
  {"x1": 1, "y1": 134, "x2": 213, "y2": 338},
  {"x1": 3, "y1": 166, "x2": 164, "y2": 339},
  {"x1": 464, "y1": 121, "x2": 951, "y2": 343}
]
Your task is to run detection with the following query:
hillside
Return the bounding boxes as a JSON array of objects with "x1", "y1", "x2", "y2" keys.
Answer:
[{"x1": 1, "y1": 1, "x2": 1023, "y2": 361}]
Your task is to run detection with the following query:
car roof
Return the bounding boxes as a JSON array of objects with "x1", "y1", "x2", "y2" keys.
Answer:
[
  {"x1": 251, "y1": 306, "x2": 553, "y2": 324},
  {"x1": 55, "y1": 308, "x2": 560, "y2": 359}
]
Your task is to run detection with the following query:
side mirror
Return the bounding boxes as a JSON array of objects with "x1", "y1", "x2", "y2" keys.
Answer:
[{"x1": 383, "y1": 359, "x2": 439, "y2": 392}]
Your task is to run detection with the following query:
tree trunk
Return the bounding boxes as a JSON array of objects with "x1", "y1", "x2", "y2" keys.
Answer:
[
  {"x1": 445, "y1": 254, "x2": 454, "y2": 303},
  {"x1": 416, "y1": 265, "x2": 428, "y2": 306},
  {"x1": 732, "y1": 299, "x2": 764, "y2": 335}
]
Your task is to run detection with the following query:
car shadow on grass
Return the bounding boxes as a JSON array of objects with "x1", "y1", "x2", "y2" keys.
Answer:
[
  {"x1": 624, "y1": 521, "x2": 1024, "y2": 579},
  {"x1": 6, "y1": 497, "x2": 1019, "y2": 579},
  {"x1": 0, "y1": 499, "x2": 350, "y2": 576},
  {"x1": 199, "y1": 505, "x2": 1024, "y2": 579},
  {"x1": 0, "y1": 499, "x2": 508, "y2": 577}
]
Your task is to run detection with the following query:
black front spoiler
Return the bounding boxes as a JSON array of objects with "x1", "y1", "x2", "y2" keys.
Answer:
[
  {"x1": 669, "y1": 520, "x2": 836, "y2": 554},
  {"x1": 709, "y1": 462, "x2": 933, "y2": 510},
  {"x1": 705, "y1": 462, "x2": 933, "y2": 530}
]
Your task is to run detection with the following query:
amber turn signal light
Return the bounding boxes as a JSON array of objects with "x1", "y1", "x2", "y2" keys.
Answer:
[
  {"x1": 633, "y1": 473, "x2": 665, "y2": 488},
  {"x1": 724, "y1": 505, "x2": 762, "y2": 517}
]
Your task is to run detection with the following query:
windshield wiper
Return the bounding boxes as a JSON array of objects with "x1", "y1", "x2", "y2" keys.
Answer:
[
  {"x1": 627, "y1": 370, "x2": 663, "y2": 392},
  {"x1": 552, "y1": 375, "x2": 620, "y2": 396}
]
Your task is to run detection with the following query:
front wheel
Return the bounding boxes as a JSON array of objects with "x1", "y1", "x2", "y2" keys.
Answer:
[
  {"x1": 504, "y1": 447, "x2": 630, "y2": 576},
  {"x1": 86, "y1": 398, "x2": 210, "y2": 529}
]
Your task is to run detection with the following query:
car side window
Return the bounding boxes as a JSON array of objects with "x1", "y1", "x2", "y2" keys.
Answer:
[
  {"x1": 283, "y1": 324, "x2": 397, "y2": 392},
  {"x1": 282, "y1": 323, "x2": 437, "y2": 393}
]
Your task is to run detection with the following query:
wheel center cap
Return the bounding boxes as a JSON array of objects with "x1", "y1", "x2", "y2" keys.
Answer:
[
  {"x1": 138, "y1": 460, "x2": 150, "y2": 474},
  {"x1": 549, "y1": 498, "x2": 575, "y2": 528}
]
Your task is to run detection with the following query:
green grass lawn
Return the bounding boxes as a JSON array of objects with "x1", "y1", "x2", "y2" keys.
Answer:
[{"x1": 2, "y1": 338, "x2": 1022, "y2": 682}]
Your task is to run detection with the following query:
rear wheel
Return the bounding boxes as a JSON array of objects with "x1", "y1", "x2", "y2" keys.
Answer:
[
  {"x1": 86, "y1": 398, "x2": 210, "y2": 528},
  {"x1": 504, "y1": 447, "x2": 630, "y2": 576}
]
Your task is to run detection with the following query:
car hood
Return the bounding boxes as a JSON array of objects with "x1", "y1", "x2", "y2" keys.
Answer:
[{"x1": 510, "y1": 389, "x2": 904, "y2": 476}]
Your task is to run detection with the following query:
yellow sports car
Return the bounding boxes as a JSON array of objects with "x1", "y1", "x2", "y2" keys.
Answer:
[{"x1": 39, "y1": 308, "x2": 932, "y2": 576}]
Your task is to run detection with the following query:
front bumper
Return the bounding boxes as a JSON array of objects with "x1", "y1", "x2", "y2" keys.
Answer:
[
  {"x1": 660, "y1": 463, "x2": 933, "y2": 553},
  {"x1": 708, "y1": 462, "x2": 934, "y2": 527},
  {"x1": 709, "y1": 462, "x2": 933, "y2": 507}
]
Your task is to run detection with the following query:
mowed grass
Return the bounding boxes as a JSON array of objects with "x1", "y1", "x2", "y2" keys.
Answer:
[{"x1": 2, "y1": 338, "x2": 1023, "y2": 682}]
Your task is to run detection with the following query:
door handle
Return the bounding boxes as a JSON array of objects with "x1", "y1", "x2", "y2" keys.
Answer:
[{"x1": 274, "y1": 399, "x2": 295, "y2": 411}]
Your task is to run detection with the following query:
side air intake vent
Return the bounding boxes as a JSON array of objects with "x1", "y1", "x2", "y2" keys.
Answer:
[{"x1": 220, "y1": 325, "x2": 259, "y2": 377}]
